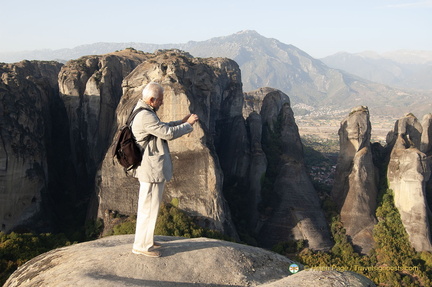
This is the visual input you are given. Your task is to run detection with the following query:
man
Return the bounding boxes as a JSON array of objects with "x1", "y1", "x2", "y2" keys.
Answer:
[{"x1": 131, "y1": 82, "x2": 198, "y2": 257}]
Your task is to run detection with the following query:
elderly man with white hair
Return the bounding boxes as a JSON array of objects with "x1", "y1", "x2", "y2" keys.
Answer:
[{"x1": 131, "y1": 81, "x2": 199, "y2": 257}]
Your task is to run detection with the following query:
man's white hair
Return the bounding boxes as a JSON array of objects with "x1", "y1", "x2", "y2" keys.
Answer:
[{"x1": 142, "y1": 82, "x2": 163, "y2": 101}]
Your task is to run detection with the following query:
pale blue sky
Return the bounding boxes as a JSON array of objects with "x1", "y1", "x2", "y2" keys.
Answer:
[{"x1": 1, "y1": 0, "x2": 431, "y2": 58}]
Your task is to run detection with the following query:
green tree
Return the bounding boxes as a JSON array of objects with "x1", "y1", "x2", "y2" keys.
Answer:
[{"x1": 0, "y1": 232, "x2": 71, "y2": 285}]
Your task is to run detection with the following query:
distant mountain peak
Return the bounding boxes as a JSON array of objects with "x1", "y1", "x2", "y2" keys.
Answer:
[
  {"x1": 235, "y1": 30, "x2": 260, "y2": 35},
  {"x1": 213, "y1": 30, "x2": 265, "y2": 42}
]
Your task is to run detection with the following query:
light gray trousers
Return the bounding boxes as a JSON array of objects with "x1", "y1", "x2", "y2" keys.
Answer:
[{"x1": 133, "y1": 181, "x2": 165, "y2": 252}]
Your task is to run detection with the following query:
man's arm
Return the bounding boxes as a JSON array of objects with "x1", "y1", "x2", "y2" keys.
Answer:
[{"x1": 140, "y1": 111, "x2": 196, "y2": 140}]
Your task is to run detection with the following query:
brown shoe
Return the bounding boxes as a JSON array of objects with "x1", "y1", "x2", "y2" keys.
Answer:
[
  {"x1": 152, "y1": 243, "x2": 162, "y2": 249},
  {"x1": 132, "y1": 249, "x2": 161, "y2": 257}
]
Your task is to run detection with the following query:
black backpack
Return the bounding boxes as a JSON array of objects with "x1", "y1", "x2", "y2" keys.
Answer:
[{"x1": 111, "y1": 107, "x2": 153, "y2": 171}]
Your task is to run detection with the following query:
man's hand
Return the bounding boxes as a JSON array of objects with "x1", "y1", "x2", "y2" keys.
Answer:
[
  {"x1": 182, "y1": 114, "x2": 192, "y2": 123},
  {"x1": 186, "y1": 114, "x2": 199, "y2": 125}
]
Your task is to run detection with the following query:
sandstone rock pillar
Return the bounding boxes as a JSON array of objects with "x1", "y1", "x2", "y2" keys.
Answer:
[
  {"x1": 388, "y1": 113, "x2": 432, "y2": 251},
  {"x1": 97, "y1": 50, "x2": 240, "y2": 239},
  {"x1": 0, "y1": 60, "x2": 63, "y2": 232},
  {"x1": 420, "y1": 113, "x2": 432, "y2": 155},
  {"x1": 245, "y1": 88, "x2": 332, "y2": 250},
  {"x1": 331, "y1": 106, "x2": 378, "y2": 254}
]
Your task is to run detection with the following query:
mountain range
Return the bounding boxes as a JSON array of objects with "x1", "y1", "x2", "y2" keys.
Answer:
[
  {"x1": 321, "y1": 50, "x2": 432, "y2": 91},
  {"x1": 1, "y1": 30, "x2": 431, "y2": 118}
]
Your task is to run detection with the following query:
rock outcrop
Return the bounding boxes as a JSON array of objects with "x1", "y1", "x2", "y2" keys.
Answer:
[
  {"x1": 58, "y1": 49, "x2": 149, "y2": 204},
  {"x1": 4, "y1": 235, "x2": 375, "y2": 287},
  {"x1": 263, "y1": 271, "x2": 376, "y2": 287},
  {"x1": 0, "y1": 60, "x2": 64, "y2": 232},
  {"x1": 244, "y1": 88, "x2": 333, "y2": 250},
  {"x1": 97, "y1": 50, "x2": 242, "y2": 238},
  {"x1": 420, "y1": 113, "x2": 432, "y2": 155},
  {"x1": 387, "y1": 113, "x2": 432, "y2": 251},
  {"x1": 331, "y1": 106, "x2": 378, "y2": 254}
]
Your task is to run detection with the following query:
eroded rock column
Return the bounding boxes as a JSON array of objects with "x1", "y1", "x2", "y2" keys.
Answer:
[
  {"x1": 0, "y1": 60, "x2": 63, "y2": 232},
  {"x1": 97, "y1": 50, "x2": 240, "y2": 239},
  {"x1": 387, "y1": 113, "x2": 432, "y2": 251},
  {"x1": 331, "y1": 106, "x2": 378, "y2": 254},
  {"x1": 245, "y1": 88, "x2": 332, "y2": 250}
]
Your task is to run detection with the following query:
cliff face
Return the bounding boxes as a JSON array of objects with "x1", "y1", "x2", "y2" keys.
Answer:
[
  {"x1": 331, "y1": 106, "x2": 378, "y2": 254},
  {"x1": 0, "y1": 49, "x2": 246, "y2": 238},
  {"x1": 244, "y1": 88, "x2": 333, "y2": 250},
  {"x1": 0, "y1": 60, "x2": 64, "y2": 232},
  {"x1": 58, "y1": 50, "x2": 149, "y2": 198},
  {"x1": 421, "y1": 113, "x2": 432, "y2": 216},
  {"x1": 97, "y1": 50, "x2": 242, "y2": 238},
  {"x1": 387, "y1": 114, "x2": 432, "y2": 251}
]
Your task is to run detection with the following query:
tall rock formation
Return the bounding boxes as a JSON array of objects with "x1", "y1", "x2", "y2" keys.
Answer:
[
  {"x1": 0, "y1": 49, "x2": 246, "y2": 239},
  {"x1": 244, "y1": 88, "x2": 333, "y2": 250},
  {"x1": 420, "y1": 113, "x2": 432, "y2": 156},
  {"x1": 97, "y1": 50, "x2": 241, "y2": 238},
  {"x1": 0, "y1": 60, "x2": 64, "y2": 232},
  {"x1": 420, "y1": 113, "x2": 432, "y2": 213},
  {"x1": 245, "y1": 111, "x2": 267, "y2": 230},
  {"x1": 331, "y1": 106, "x2": 378, "y2": 254},
  {"x1": 387, "y1": 113, "x2": 432, "y2": 251},
  {"x1": 58, "y1": 49, "x2": 149, "y2": 202}
]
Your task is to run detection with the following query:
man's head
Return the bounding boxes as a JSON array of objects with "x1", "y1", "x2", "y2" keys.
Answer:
[{"x1": 142, "y1": 82, "x2": 164, "y2": 111}]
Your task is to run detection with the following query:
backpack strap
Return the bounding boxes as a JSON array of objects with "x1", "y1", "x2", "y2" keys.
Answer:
[
  {"x1": 126, "y1": 107, "x2": 147, "y2": 126},
  {"x1": 111, "y1": 107, "x2": 153, "y2": 161},
  {"x1": 127, "y1": 106, "x2": 156, "y2": 152}
]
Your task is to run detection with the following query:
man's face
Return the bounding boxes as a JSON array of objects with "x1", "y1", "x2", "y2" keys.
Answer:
[{"x1": 150, "y1": 92, "x2": 164, "y2": 111}]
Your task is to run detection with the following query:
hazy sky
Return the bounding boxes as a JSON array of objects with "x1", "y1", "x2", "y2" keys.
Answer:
[{"x1": 1, "y1": 0, "x2": 431, "y2": 58}]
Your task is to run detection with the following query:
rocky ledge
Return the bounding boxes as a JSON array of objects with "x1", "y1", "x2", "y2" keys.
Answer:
[{"x1": 4, "y1": 235, "x2": 375, "y2": 287}]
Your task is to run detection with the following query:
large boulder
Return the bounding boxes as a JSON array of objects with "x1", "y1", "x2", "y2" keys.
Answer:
[
  {"x1": 331, "y1": 106, "x2": 378, "y2": 254},
  {"x1": 0, "y1": 60, "x2": 63, "y2": 232},
  {"x1": 97, "y1": 50, "x2": 242, "y2": 238},
  {"x1": 387, "y1": 113, "x2": 432, "y2": 251},
  {"x1": 4, "y1": 235, "x2": 375, "y2": 287},
  {"x1": 244, "y1": 88, "x2": 333, "y2": 250}
]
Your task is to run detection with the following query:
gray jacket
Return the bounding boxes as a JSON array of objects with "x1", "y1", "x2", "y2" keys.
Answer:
[{"x1": 131, "y1": 100, "x2": 193, "y2": 182}]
